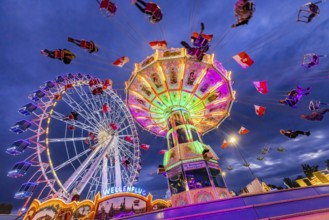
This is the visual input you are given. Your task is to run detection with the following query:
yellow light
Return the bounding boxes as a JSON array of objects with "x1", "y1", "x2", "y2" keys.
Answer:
[
  {"x1": 195, "y1": 69, "x2": 208, "y2": 85},
  {"x1": 156, "y1": 63, "x2": 166, "y2": 82},
  {"x1": 146, "y1": 124, "x2": 155, "y2": 129},
  {"x1": 130, "y1": 104, "x2": 146, "y2": 111},
  {"x1": 131, "y1": 90, "x2": 146, "y2": 100},
  {"x1": 207, "y1": 81, "x2": 223, "y2": 95},
  {"x1": 232, "y1": 91, "x2": 236, "y2": 100},
  {"x1": 135, "y1": 116, "x2": 148, "y2": 119},
  {"x1": 180, "y1": 62, "x2": 185, "y2": 83},
  {"x1": 222, "y1": 171, "x2": 226, "y2": 177},
  {"x1": 227, "y1": 71, "x2": 232, "y2": 80},
  {"x1": 155, "y1": 50, "x2": 159, "y2": 60},
  {"x1": 210, "y1": 97, "x2": 228, "y2": 106},
  {"x1": 211, "y1": 112, "x2": 225, "y2": 116},
  {"x1": 210, "y1": 54, "x2": 215, "y2": 65},
  {"x1": 139, "y1": 76, "x2": 153, "y2": 90},
  {"x1": 229, "y1": 136, "x2": 237, "y2": 144}
]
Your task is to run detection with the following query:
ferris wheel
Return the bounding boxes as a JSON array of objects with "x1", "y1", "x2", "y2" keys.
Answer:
[{"x1": 7, "y1": 73, "x2": 141, "y2": 210}]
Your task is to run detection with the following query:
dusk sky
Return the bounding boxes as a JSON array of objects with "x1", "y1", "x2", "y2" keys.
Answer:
[{"x1": 1, "y1": 0, "x2": 329, "y2": 212}]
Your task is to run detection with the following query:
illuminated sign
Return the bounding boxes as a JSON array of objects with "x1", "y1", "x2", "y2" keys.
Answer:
[
  {"x1": 103, "y1": 186, "x2": 147, "y2": 196},
  {"x1": 183, "y1": 161, "x2": 205, "y2": 171}
]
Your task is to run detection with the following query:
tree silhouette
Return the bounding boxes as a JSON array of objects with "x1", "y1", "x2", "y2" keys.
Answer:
[
  {"x1": 267, "y1": 184, "x2": 284, "y2": 190},
  {"x1": 302, "y1": 164, "x2": 319, "y2": 179},
  {"x1": 109, "y1": 203, "x2": 114, "y2": 218},
  {"x1": 325, "y1": 159, "x2": 329, "y2": 170},
  {"x1": 0, "y1": 203, "x2": 13, "y2": 214},
  {"x1": 283, "y1": 177, "x2": 299, "y2": 188}
]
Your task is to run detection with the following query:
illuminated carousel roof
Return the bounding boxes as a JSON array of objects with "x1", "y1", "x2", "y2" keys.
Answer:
[{"x1": 126, "y1": 48, "x2": 235, "y2": 136}]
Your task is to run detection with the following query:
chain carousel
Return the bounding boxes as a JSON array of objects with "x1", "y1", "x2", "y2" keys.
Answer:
[{"x1": 126, "y1": 48, "x2": 235, "y2": 206}]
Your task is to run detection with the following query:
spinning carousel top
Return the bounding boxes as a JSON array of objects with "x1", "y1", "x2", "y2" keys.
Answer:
[{"x1": 126, "y1": 48, "x2": 235, "y2": 136}]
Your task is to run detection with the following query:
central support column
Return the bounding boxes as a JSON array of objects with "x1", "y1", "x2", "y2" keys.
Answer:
[{"x1": 162, "y1": 108, "x2": 231, "y2": 207}]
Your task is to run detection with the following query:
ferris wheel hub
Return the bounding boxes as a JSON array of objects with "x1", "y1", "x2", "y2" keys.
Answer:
[{"x1": 97, "y1": 130, "x2": 112, "y2": 144}]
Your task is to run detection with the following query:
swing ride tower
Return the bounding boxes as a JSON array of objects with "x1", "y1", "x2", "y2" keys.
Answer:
[{"x1": 126, "y1": 48, "x2": 235, "y2": 206}]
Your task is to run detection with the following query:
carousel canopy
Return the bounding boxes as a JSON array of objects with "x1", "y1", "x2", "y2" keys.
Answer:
[{"x1": 126, "y1": 48, "x2": 235, "y2": 136}]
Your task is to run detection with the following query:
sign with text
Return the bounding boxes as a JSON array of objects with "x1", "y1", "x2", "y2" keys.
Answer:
[
  {"x1": 103, "y1": 186, "x2": 147, "y2": 197},
  {"x1": 183, "y1": 161, "x2": 206, "y2": 171}
]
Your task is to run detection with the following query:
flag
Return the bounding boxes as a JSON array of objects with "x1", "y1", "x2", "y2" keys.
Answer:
[
  {"x1": 125, "y1": 136, "x2": 133, "y2": 143},
  {"x1": 233, "y1": 51, "x2": 254, "y2": 69},
  {"x1": 140, "y1": 144, "x2": 150, "y2": 151},
  {"x1": 253, "y1": 81, "x2": 268, "y2": 94},
  {"x1": 159, "y1": 150, "x2": 167, "y2": 155},
  {"x1": 238, "y1": 126, "x2": 249, "y2": 135},
  {"x1": 254, "y1": 105, "x2": 266, "y2": 116},
  {"x1": 103, "y1": 79, "x2": 112, "y2": 89},
  {"x1": 149, "y1": 40, "x2": 167, "y2": 50},
  {"x1": 221, "y1": 140, "x2": 228, "y2": 149},
  {"x1": 110, "y1": 123, "x2": 118, "y2": 130},
  {"x1": 191, "y1": 32, "x2": 213, "y2": 41},
  {"x1": 113, "y1": 56, "x2": 129, "y2": 67},
  {"x1": 102, "y1": 103, "x2": 110, "y2": 113}
]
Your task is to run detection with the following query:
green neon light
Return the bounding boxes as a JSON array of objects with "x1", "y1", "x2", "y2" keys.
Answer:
[
  {"x1": 186, "y1": 96, "x2": 200, "y2": 109},
  {"x1": 179, "y1": 92, "x2": 190, "y2": 106},
  {"x1": 153, "y1": 97, "x2": 167, "y2": 110},
  {"x1": 163, "y1": 150, "x2": 171, "y2": 166},
  {"x1": 169, "y1": 91, "x2": 179, "y2": 106},
  {"x1": 159, "y1": 94, "x2": 171, "y2": 106},
  {"x1": 150, "y1": 106, "x2": 162, "y2": 113},
  {"x1": 192, "y1": 141, "x2": 204, "y2": 155}
]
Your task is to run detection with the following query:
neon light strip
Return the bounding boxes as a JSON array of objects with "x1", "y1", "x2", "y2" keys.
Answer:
[
  {"x1": 184, "y1": 68, "x2": 208, "y2": 108},
  {"x1": 130, "y1": 90, "x2": 164, "y2": 111},
  {"x1": 188, "y1": 81, "x2": 224, "y2": 110},
  {"x1": 178, "y1": 62, "x2": 186, "y2": 106},
  {"x1": 205, "y1": 97, "x2": 229, "y2": 106},
  {"x1": 157, "y1": 63, "x2": 173, "y2": 106},
  {"x1": 139, "y1": 65, "x2": 169, "y2": 109}
]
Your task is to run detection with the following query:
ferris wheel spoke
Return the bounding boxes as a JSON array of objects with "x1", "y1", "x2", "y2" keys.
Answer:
[
  {"x1": 117, "y1": 138, "x2": 135, "y2": 147},
  {"x1": 62, "y1": 143, "x2": 105, "y2": 191},
  {"x1": 86, "y1": 175, "x2": 99, "y2": 198},
  {"x1": 50, "y1": 110, "x2": 96, "y2": 131},
  {"x1": 63, "y1": 135, "x2": 116, "y2": 193},
  {"x1": 84, "y1": 97, "x2": 103, "y2": 123},
  {"x1": 75, "y1": 152, "x2": 105, "y2": 195},
  {"x1": 113, "y1": 105, "x2": 123, "y2": 120},
  {"x1": 89, "y1": 166, "x2": 103, "y2": 198},
  {"x1": 101, "y1": 156, "x2": 108, "y2": 196},
  {"x1": 41, "y1": 137, "x2": 88, "y2": 143},
  {"x1": 116, "y1": 123, "x2": 131, "y2": 134},
  {"x1": 62, "y1": 91, "x2": 91, "y2": 116},
  {"x1": 62, "y1": 94, "x2": 103, "y2": 129},
  {"x1": 68, "y1": 165, "x2": 91, "y2": 193},
  {"x1": 76, "y1": 86, "x2": 106, "y2": 121},
  {"x1": 121, "y1": 165, "x2": 131, "y2": 183},
  {"x1": 46, "y1": 148, "x2": 91, "y2": 174},
  {"x1": 117, "y1": 145, "x2": 134, "y2": 159}
]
